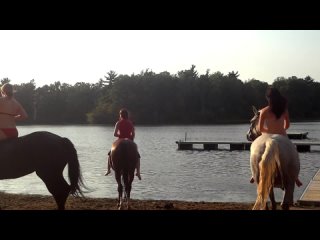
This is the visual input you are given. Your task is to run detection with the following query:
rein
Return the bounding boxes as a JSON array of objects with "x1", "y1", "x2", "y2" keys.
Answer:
[{"x1": 0, "y1": 112, "x2": 16, "y2": 116}]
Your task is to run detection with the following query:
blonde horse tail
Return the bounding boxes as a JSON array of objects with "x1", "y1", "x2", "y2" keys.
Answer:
[{"x1": 253, "y1": 138, "x2": 279, "y2": 210}]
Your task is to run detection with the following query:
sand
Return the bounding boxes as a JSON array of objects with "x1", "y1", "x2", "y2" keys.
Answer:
[{"x1": 0, "y1": 192, "x2": 318, "y2": 210}]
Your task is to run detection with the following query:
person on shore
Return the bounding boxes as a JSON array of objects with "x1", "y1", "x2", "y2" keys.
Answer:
[
  {"x1": 250, "y1": 86, "x2": 302, "y2": 187},
  {"x1": 0, "y1": 83, "x2": 28, "y2": 141},
  {"x1": 105, "y1": 108, "x2": 141, "y2": 180}
]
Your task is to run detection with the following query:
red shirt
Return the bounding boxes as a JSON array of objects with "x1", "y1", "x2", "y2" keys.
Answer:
[{"x1": 116, "y1": 119, "x2": 134, "y2": 140}]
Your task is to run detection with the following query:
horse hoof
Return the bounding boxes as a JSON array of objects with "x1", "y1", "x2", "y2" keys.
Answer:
[{"x1": 281, "y1": 203, "x2": 290, "y2": 210}]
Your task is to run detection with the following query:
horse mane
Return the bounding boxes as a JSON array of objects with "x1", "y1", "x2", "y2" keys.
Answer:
[{"x1": 253, "y1": 138, "x2": 279, "y2": 210}]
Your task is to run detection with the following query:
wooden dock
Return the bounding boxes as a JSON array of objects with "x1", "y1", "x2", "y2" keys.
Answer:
[
  {"x1": 175, "y1": 140, "x2": 320, "y2": 152},
  {"x1": 297, "y1": 169, "x2": 320, "y2": 207},
  {"x1": 176, "y1": 141, "x2": 251, "y2": 151},
  {"x1": 288, "y1": 132, "x2": 308, "y2": 140}
]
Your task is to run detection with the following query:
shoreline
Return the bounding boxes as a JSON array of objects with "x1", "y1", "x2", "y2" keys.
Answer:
[
  {"x1": 0, "y1": 192, "x2": 318, "y2": 210},
  {"x1": 0, "y1": 192, "x2": 253, "y2": 210}
]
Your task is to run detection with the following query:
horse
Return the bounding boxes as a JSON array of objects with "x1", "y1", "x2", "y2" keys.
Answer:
[
  {"x1": 0, "y1": 131, "x2": 85, "y2": 210},
  {"x1": 246, "y1": 106, "x2": 300, "y2": 210},
  {"x1": 110, "y1": 138, "x2": 139, "y2": 210}
]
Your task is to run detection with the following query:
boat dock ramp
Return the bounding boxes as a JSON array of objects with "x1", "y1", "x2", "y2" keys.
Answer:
[{"x1": 298, "y1": 169, "x2": 320, "y2": 207}]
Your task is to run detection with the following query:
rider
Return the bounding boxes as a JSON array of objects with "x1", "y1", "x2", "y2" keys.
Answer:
[
  {"x1": 0, "y1": 83, "x2": 28, "y2": 141},
  {"x1": 105, "y1": 108, "x2": 141, "y2": 180},
  {"x1": 250, "y1": 86, "x2": 302, "y2": 187}
]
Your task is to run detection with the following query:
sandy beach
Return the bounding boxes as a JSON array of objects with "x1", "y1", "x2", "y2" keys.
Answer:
[{"x1": 0, "y1": 192, "x2": 318, "y2": 210}]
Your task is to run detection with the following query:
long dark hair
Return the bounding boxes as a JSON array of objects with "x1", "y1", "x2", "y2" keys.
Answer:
[
  {"x1": 119, "y1": 108, "x2": 129, "y2": 119},
  {"x1": 266, "y1": 87, "x2": 287, "y2": 119}
]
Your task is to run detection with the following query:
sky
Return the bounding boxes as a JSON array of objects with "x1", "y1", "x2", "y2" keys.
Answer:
[{"x1": 1, "y1": 30, "x2": 320, "y2": 87}]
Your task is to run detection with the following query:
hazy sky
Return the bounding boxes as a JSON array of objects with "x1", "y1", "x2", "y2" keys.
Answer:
[{"x1": 1, "y1": 30, "x2": 319, "y2": 87}]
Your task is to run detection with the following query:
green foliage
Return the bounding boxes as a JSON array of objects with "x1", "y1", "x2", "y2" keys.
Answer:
[{"x1": 4, "y1": 67, "x2": 320, "y2": 125}]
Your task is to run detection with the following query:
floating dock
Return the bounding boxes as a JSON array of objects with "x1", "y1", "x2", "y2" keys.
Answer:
[
  {"x1": 297, "y1": 169, "x2": 320, "y2": 207},
  {"x1": 287, "y1": 132, "x2": 308, "y2": 140},
  {"x1": 175, "y1": 140, "x2": 320, "y2": 152}
]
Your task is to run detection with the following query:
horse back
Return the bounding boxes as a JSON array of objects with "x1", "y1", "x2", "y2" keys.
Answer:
[
  {"x1": 250, "y1": 134, "x2": 300, "y2": 186},
  {"x1": 111, "y1": 139, "x2": 138, "y2": 171},
  {"x1": 0, "y1": 131, "x2": 71, "y2": 179}
]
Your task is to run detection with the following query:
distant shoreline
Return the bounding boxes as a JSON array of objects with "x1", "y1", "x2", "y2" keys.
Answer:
[{"x1": 17, "y1": 119, "x2": 320, "y2": 127}]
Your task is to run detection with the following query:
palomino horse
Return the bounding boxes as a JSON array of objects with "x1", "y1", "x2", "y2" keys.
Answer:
[
  {"x1": 0, "y1": 131, "x2": 85, "y2": 210},
  {"x1": 247, "y1": 106, "x2": 300, "y2": 210},
  {"x1": 110, "y1": 138, "x2": 139, "y2": 210}
]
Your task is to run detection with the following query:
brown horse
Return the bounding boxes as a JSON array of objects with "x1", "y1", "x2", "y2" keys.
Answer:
[
  {"x1": 110, "y1": 138, "x2": 139, "y2": 210},
  {"x1": 0, "y1": 131, "x2": 86, "y2": 210}
]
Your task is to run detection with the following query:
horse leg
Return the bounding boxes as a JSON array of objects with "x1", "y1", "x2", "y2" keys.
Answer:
[
  {"x1": 117, "y1": 183, "x2": 123, "y2": 210},
  {"x1": 269, "y1": 188, "x2": 277, "y2": 210},
  {"x1": 122, "y1": 172, "x2": 132, "y2": 210},
  {"x1": 126, "y1": 184, "x2": 131, "y2": 210},
  {"x1": 37, "y1": 171, "x2": 70, "y2": 210},
  {"x1": 126, "y1": 173, "x2": 135, "y2": 210},
  {"x1": 281, "y1": 180, "x2": 295, "y2": 210},
  {"x1": 115, "y1": 172, "x2": 123, "y2": 210}
]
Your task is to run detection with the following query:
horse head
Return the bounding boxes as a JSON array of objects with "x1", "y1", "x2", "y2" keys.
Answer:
[{"x1": 246, "y1": 106, "x2": 261, "y2": 142}]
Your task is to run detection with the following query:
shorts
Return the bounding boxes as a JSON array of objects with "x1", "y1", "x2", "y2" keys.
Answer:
[{"x1": 1, "y1": 128, "x2": 18, "y2": 138}]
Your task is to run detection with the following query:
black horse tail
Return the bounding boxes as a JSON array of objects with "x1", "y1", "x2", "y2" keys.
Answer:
[{"x1": 63, "y1": 138, "x2": 86, "y2": 197}]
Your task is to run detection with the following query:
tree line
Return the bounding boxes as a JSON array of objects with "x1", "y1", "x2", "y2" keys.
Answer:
[{"x1": 2, "y1": 65, "x2": 320, "y2": 125}]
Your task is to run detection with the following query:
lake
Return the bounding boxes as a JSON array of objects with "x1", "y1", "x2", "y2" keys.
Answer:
[{"x1": 0, "y1": 122, "x2": 319, "y2": 203}]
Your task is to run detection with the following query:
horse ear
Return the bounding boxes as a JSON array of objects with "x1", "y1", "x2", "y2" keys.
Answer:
[{"x1": 252, "y1": 105, "x2": 258, "y2": 115}]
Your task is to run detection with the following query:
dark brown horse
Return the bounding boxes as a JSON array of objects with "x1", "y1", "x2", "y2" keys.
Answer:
[
  {"x1": 0, "y1": 131, "x2": 85, "y2": 210},
  {"x1": 110, "y1": 138, "x2": 139, "y2": 210}
]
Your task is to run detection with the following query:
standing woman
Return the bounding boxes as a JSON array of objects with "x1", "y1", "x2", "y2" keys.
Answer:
[{"x1": 0, "y1": 83, "x2": 28, "y2": 141}]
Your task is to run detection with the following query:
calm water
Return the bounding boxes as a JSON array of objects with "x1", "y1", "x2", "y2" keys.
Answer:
[{"x1": 0, "y1": 123, "x2": 319, "y2": 203}]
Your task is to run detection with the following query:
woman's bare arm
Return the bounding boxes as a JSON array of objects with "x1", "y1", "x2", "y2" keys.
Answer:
[
  {"x1": 14, "y1": 100, "x2": 28, "y2": 121},
  {"x1": 284, "y1": 110, "x2": 290, "y2": 130},
  {"x1": 113, "y1": 122, "x2": 120, "y2": 137}
]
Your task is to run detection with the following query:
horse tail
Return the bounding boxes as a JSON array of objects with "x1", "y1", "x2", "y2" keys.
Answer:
[
  {"x1": 253, "y1": 138, "x2": 279, "y2": 210},
  {"x1": 63, "y1": 138, "x2": 85, "y2": 197}
]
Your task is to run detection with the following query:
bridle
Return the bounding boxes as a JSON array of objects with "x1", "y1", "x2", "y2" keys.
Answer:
[{"x1": 247, "y1": 106, "x2": 261, "y2": 142}]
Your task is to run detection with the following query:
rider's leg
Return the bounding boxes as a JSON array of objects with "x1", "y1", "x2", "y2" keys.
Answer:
[
  {"x1": 135, "y1": 152, "x2": 141, "y2": 180},
  {"x1": 250, "y1": 176, "x2": 254, "y2": 183},
  {"x1": 105, "y1": 151, "x2": 112, "y2": 176},
  {"x1": 296, "y1": 178, "x2": 302, "y2": 187}
]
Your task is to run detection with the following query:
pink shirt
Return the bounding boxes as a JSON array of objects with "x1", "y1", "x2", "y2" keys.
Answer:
[{"x1": 115, "y1": 119, "x2": 134, "y2": 140}]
